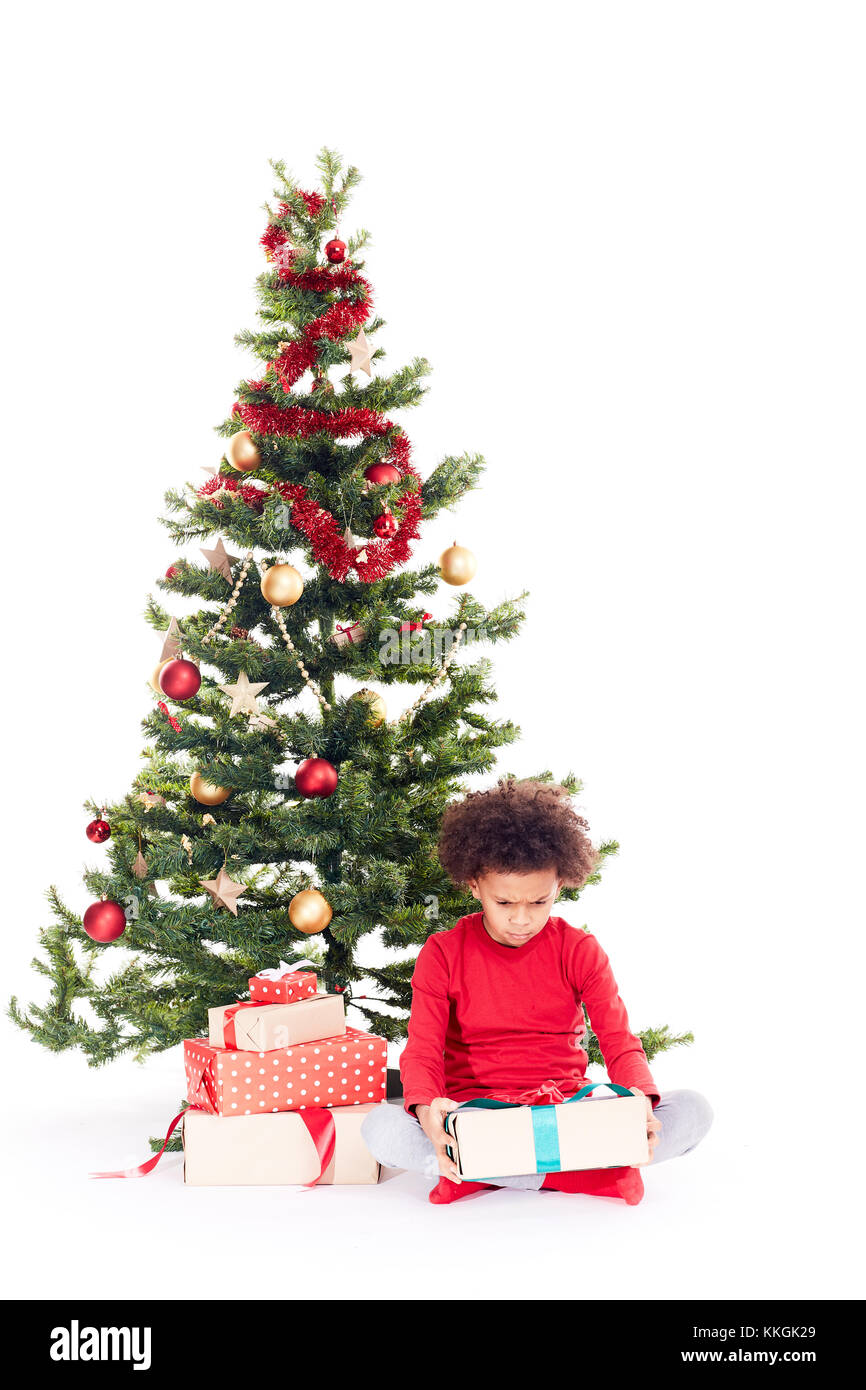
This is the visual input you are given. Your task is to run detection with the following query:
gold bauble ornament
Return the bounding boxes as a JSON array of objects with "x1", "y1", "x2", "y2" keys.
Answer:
[
  {"x1": 150, "y1": 659, "x2": 172, "y2": 693},
  {"x1": 226, "y1": 430, "x2": 262, "y2": 473},
  {"x1": 439, "y1": 542, "x2": 477, "y2": 586},
  {"x1": 261, "y1": 564, "x2": 304, "y2": 607},
  {"x1": 289, "y1": 888, "x2": 333, "y2": 935},
  {"x1": 189, "y1": 771, "x2": 232, "y2": 806},
  {"x1": 352, "y1": 688, "x2": 387, "y2": 726}
]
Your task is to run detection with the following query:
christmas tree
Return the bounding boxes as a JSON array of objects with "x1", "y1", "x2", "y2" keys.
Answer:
[{"x1": 9, "y1": 150, "x2": 691, "y2": 1077}]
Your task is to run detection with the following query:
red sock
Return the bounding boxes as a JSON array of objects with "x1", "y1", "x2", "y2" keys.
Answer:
[
  {"x1": 541, "y1": 1166, "x2": 645, "y2": 1206},
  {"x1": 428, "y1": 1176, "x2": 496, "y2": 1205}
]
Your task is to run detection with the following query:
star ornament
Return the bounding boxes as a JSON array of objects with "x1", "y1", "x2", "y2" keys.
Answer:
[
  {"x1": 160, "y1": 617, "x2": 182, "y2": 663},
  {"x1": 346, "y1": 328, "x2": 373, "y2": 376},
  {"x1": 200, "y1": 866, "x2": 246, "y2": 916},
  {"x1": 219, "y1": 670, "x2": 269, "y2": 717},
  {"x1": 201, "y1": 538, "x2": 241, "y2": 583}
]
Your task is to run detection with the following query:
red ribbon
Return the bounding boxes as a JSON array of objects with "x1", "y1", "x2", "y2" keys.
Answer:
[
  {"x1": 90, "y1": 1056, "x2": 337, "y2": 1188},
  {"x1": 157, "y1": 700, "x2": 182, "y2": 733},
  {"x1": 297, "y1": 1109, "x2": 336, "y2": 1187},
  {"x1": 485, "y1": 1080, "x2": 569, "y2": 1106},
  {"x1": 334, "y1": 622, "x2": 364, "y2": 643},
  {"x1": 89, "y1": 1105, "x2": 202, "y2": 1179},
  {"x1": 399, "y1": 614, "x2": 433, "y2": 633},
  {"x1": 89, "y1": 1104, "x2": 336, "y2": 1188},
  {"x1": 220, "y1": 1000, "x2": 264, "y2": 1050}
]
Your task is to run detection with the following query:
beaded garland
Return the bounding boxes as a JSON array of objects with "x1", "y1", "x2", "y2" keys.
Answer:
[
  {"x1": 172, "y1": 541, "x2": 464, "y2": 725},
  {"x1": 398, "y1": 622, "x2": 468, "y2": 723},
  {"x1": 200, "y1": 552, "x2": 255, "y2": 646},
  {"x1": 195, "y1": 551, "x2": 330, "y2": 712},
  {"x1": 267, "y1": 591, "x2": 331, "y2": 712}
]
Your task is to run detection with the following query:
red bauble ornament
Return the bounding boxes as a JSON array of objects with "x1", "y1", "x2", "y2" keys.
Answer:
[
  {"x1": 364, "y1": 462, "x2": 402, "y2": 486},
  {"x1": 295, "y1": 757, "x2": 339, "y2": 798},
  {"x1": 373, "y1": 510, "x2": 399, "y2": 539},
  {"x1": 83, "y1": 900, "x2": 127, "y2": 943},
  {"x1": 86, "y1": 818, "x2": 111, "y2": 844},
  {"x1": 165, "y1": 565, "x2": 179, "y2": 580},
  {"x1": 325, "y1": 238, "x2": 347, "y2": 264},
  {"x1": 159, "y1": 658, "x2": 201, "y2": 701}
]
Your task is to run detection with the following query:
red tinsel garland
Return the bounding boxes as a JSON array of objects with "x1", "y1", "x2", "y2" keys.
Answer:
[
  {"x1": 198, "y1": 415, "x2": 422, "y2": 584},
  {"x1": 260, "y1": 199, "x2": 374, "y2": 392},
  {"x1": 198, "y1": 475, "x2": 267, "y2": 513},
  {"x1": 260, "y1": 193, "x2": 327, "y2": 258},
  {"x1": 271, "y1": 260, "x2": 373, "y2": 394},
  {"x1": 297, "y1": 191, "x2": 325, "y2": 217},
  {"x1": 197, "y1": 193, "x2": 423, "y2": 583}
]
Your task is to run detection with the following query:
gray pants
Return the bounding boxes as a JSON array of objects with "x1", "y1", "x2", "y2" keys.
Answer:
[{"x1": 361, "y1": 1090, "x2": 714, "y2": 1190}]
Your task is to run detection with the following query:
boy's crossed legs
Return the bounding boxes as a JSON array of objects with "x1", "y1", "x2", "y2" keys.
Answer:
[{"x1": 361, "y1": 1089, "x2": 714, "y2": 1203}]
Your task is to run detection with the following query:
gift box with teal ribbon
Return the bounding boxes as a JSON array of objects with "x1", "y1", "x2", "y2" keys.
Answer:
[{"x1": 443, "y1": 1082, "x2": 649, "y2": 1180}]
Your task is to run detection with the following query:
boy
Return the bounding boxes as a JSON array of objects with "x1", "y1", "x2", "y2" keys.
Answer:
[{"x1": 361, "y1": 778, "x2": 713, "y2": 1204}]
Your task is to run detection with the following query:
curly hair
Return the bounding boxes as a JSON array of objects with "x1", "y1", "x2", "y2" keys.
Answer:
[{"x1": 438, "y1": 778, "x2": 599, "y2": 887}]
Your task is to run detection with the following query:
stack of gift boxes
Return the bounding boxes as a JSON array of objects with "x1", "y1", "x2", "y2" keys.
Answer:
[{"x1": 181, "y1": 961, "x2": 387, "y2": 1185}]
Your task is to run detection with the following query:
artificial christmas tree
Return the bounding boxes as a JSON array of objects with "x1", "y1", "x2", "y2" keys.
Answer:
[{"x1": 9, "y1": 150, "x2": 691, "y2": 1098}]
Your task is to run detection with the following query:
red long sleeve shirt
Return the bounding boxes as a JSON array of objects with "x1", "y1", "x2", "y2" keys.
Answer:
[{"x1": 400, "y1": 913, "x2": 660, "y2": 1114}]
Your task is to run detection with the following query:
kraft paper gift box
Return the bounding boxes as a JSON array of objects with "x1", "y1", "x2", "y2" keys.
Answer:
[
  {"x1": 184, "y1": 1026, "x2": 388, "y2": 1116},
  {"x1": 182, "y1": 1104, "x2": 382, "y2": 1186},
  {"x1": 207, "y1": 993, "x2": 345, "y2": 1051},
  {"x1": 443, "y1": 1083, "x2": 650, "y2": 1180},
  {"x1": 249, "y1": 960, "x2": 318, "y2": 1005},
  {"x1": 329, "y1": 621, "x2": 366, "y2": 649}
]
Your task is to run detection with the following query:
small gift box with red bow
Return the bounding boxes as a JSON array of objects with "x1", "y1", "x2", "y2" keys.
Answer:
[
  {"x1": 399, "y1": 612, "x2": 432, "y2": 633},
  {"x1": 184, "y1": 1026, "x2": 388, "y2": 1117},
  {"x1": 249, "y1": 959, "x2": 318, "y2": 1004},
  {"x1": 329, "y1": 621, "x2": 366, "y2": 648},
  {"x1": 207, "y1": 993, "x2": 345, "y2": 1051}
]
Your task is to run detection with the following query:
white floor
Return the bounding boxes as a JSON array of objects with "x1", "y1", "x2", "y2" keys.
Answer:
[{"x1": 2, "y1": 1027, "x2": 854, "y2": 1302}]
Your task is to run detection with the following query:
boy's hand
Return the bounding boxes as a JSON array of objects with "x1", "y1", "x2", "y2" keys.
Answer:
[
  {"x1": 629, "y1": 1086, "x2": 662, "y2": 1163},
  {"x1": 415, "y1": 1099, "x2": 462, "y2": 1181}
]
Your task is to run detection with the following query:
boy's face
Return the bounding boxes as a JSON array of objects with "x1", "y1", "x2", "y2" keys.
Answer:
[{"x1": 468, "y1": 868, "x2": 561, "y2": 947}]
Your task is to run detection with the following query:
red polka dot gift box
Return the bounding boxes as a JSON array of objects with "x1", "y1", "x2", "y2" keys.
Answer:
[
  {"x1": 248, "y1": 960, "x2": 318, "y2": 1005},
  {"x1": 184, "y1": 1026, "x2": 388, "y2": 1117}
]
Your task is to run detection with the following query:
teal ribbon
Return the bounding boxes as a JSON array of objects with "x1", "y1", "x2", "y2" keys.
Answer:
[
  {"x1": 444, "y1": 1081, "x2": 635, "y2": 1174},
  {"x1": 530, "y1": 1104, "x2": 561, "y2": 1172}
]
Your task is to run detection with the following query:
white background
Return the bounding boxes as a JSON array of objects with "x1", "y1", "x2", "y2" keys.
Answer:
[{"x1": 2, "y1": 1, "x2": 864, "y2": 1302}]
